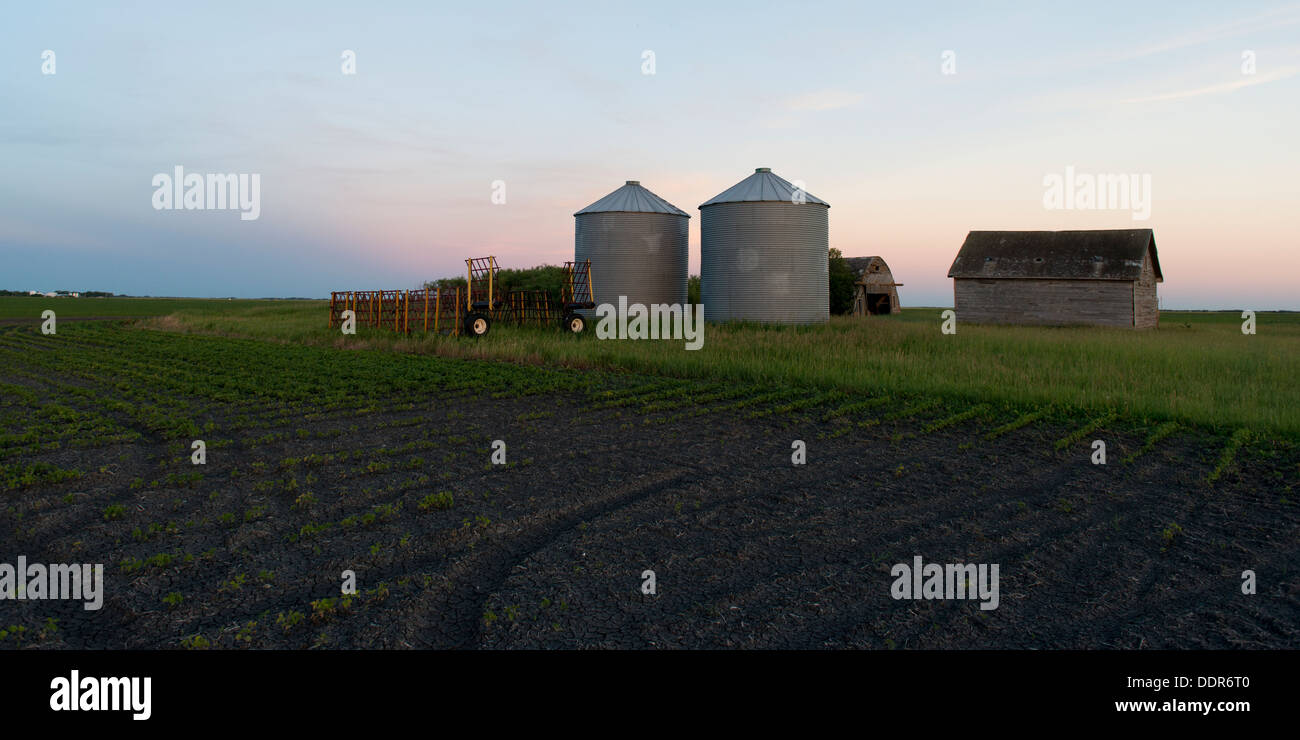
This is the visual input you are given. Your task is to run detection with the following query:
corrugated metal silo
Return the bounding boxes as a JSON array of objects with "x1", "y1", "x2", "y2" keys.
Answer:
[
  {"x1": 700, "y1": 167, "x2": 830, "y2": 324},
  {"x1": 574, "y1": 181, "x2": 689, "y2": 311}
]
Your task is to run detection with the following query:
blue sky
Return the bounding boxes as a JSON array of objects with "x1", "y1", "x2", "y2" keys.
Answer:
[{"x1": 2, "y1": 1, "x2": 1298, "y2": 307}]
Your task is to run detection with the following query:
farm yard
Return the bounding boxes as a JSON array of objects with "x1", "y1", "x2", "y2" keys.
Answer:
[{"x1": 1, "y1": 302, "x2": 1296, "y2": 649}]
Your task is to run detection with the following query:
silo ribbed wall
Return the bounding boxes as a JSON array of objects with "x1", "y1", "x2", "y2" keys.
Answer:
[
  {"x1": 575, "y1": 212, "x2": 689, "y2": 310},
  {"x1": 700, "y1": 202, "x2": 829, "y2": 324}
]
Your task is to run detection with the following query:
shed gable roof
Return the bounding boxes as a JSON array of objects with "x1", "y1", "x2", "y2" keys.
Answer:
[{"x1": 947, "y1": 229, "x2": 1161, "y2": 281}]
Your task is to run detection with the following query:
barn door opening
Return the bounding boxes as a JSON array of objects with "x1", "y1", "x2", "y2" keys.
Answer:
[{"x1": 868, "y1": 293, "x2": 891, "y2": 315}]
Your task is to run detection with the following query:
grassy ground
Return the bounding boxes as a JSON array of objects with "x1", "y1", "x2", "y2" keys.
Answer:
[
  {"x1": 120, "y1": 299, "x2": 1300, "y2": 438},
  {"x1": 0, "y1": 296, "x2": 293, "y2": 319}
]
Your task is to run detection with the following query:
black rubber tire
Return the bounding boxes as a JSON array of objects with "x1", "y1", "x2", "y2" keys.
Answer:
[
  {"x1": 563, "y1": 312, "x2": 586, "y2": 334},
  {"x1": 464, "y1": 312, "x2": 490, "y2": 337}
]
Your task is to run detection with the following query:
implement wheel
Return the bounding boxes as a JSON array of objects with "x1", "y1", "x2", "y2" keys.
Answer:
[
  {"x1": 465, "y1": 312, "x2": 490, "y2": 338},
  {"x1": 562, "y1": 312, "x2": 586, "y2": 334}
]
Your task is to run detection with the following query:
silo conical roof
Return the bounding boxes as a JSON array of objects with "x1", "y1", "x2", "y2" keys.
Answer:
[
  {"x1": 575, "y1": 181, "x2": 689, "y2": 217},
  {"x1": 700, "y1": 167, "x2": 829, "y2": 208}
]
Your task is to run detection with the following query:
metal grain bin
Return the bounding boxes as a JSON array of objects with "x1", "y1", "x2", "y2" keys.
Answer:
[
  {"x1": 700, "y1": 167, "x2": 830, "y2": 324},
  {"x1": 575, "y1": 181, "x2": 689, "y2": 313}
]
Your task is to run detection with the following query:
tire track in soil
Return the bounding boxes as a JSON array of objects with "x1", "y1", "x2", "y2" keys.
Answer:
[
  {"x1": 878, "y1": 436, "x2": 1209, "y2": 648},
  {"x1": 393, "y1": 467, "x2": 698, "y2": 648},
  {"x1": 1040, "y1": 437, "x2": 1267, "y2": 648},
  {"x1": 476, "y1": 418, "x2": 1082, "y2": 648},
  {"x1": 479, "y1": 412, "x2": 1299, "y2": 648}
]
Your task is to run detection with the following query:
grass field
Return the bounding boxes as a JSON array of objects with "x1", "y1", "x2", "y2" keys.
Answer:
[
  {"x1": 3, "y1": 296, "x2": 1295, "y2": 436},
  {"x1": 0, "y1": 296, "x2": 292, "y2": 320},
  {"x1": 14, "y1": 297, "x2": 1277, "y2": 438}
]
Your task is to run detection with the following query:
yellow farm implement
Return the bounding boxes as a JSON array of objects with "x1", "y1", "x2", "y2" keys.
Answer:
[{"x1": 329, "y1": 257, "x2": 596, "y2": 337}]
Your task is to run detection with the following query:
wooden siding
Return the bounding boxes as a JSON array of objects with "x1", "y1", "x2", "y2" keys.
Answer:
[
  {"x1": 1133, "y1": 245, "x2": 1159, "y2": 329},
  {"x1": 851, "y1": 257, "x2": 902, "y2": 315},
  {"x1": 954, "y1": 278, "x2": 1137, "y2": 327}
]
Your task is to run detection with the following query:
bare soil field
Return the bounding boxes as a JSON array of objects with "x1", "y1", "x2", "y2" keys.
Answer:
[{"x1": 1, "y1": 322, "x2": 1296, "y2": 649}]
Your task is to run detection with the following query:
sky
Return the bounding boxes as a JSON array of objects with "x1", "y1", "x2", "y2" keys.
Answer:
[{"x1": 2, "y1": 1, "x2": 1297, "y2": 308}]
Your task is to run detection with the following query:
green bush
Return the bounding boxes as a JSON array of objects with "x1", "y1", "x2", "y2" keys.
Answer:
[
  {"x1": 828, "y1": 248, "x2": 857, "y2": 315},
  {"x1": 426, "y1": 264, "x2": 568, "y2": 302},
  {"x1": 826, "y1": 248, "x2": 857, "y2": 314}
]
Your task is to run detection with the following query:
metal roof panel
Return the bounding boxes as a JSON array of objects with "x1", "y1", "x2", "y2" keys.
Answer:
[
  {"x1": 575, "y1": 181, "x2": 689, "y2": 217},
  {"x1": 700, "y1": 168, "x2": 829, "y2": 208}
]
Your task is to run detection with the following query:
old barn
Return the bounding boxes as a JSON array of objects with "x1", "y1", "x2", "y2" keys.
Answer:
[
  {"x1": 947, "y1": 229, "x2": 1162, "y2": 328},
  {"x1": 844, "y1": 256, "x2": 902, "y2": 315}
]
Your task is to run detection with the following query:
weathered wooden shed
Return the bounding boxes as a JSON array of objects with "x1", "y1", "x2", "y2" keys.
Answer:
[
  {"x1": 947, "y1": 229, "x2": 1162, "y2": 328},
  {"x1": 844, "y1": 256, "x2": 902, "y2": 315}
]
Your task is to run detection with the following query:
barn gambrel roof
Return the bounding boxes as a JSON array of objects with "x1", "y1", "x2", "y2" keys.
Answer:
[
  {"x1": 843, "y1": 256, "x2": 880, "y2": 275},
  {"x1": 843, "y1": 256, "x2": 895, "y2": 280},
  {"x1": 948, "y1": 229, "x2": 1162, "y2": 282}
]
